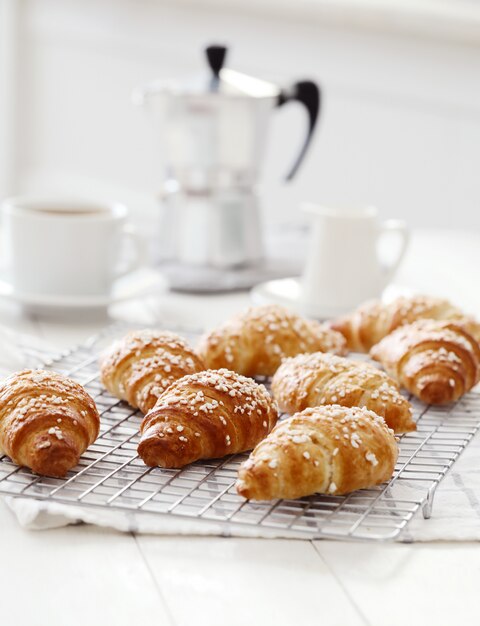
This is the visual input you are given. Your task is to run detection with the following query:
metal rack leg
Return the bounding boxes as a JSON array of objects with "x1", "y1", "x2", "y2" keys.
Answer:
[{"x1": 422, "y1": 483, "x2": 438, "y2": 519}]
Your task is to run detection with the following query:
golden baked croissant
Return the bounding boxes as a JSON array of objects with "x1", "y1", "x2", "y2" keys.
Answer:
[
  {"x1": 138, "y1": 368, "x2": 278, "y2": 468},
  {"x1": 100, "y1": 330, "x2": 205, "y2": 413},
  {"x1": 371, "y1": 320, "x2": 480, "y2": 405},
  {"x1": 331, "y1": 295, "x2": 479, "y2": 353},
  {"x1": 271, "y1": 352, "x2": 415, "y2": 433},
  {"x1": 236, "y1": 405, "x2": 398, "y2": 500},
  {"x1": 197, "y1": 304, "x2": 347, "y2": 377},
  {"x1": 0, "y1": 369, "x2": 100, "y2": 477}
]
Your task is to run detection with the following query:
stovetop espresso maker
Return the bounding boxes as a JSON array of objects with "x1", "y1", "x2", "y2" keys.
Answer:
[{"x1": 133, "y1": 45, "x2": 320, "y2": 287}]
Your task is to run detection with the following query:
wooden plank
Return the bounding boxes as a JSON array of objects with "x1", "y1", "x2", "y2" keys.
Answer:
[
  {"x1": 0, "y1": 500, "x2": 175, "y2": 626},
  {"x1": 315, "y1": 540, "x2": 480, "y2": 626},
  {"x1": 135, "y1": 535, "x2": 367, "y2": 626}
]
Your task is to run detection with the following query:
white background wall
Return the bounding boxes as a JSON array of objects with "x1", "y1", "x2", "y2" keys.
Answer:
[{"x1": 2, "y1": 0, "x2": 480, "y2": 229}]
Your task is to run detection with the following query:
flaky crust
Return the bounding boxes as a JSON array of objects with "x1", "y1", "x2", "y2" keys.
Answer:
[
  {"x1": 197, "y1": 305, "x2": 347, "y2": 377},
  {"x1": 100, "y1": 330, "x2": 205, "y2": 413},
  {"x1": 371, "y1": 320, "x2": 480, "y2": 405},
  {"x1": 236, "y1": 405, "x2": 398, "y2": 500},
  {"x1": 331, "y1": 295, "x2": 478, "y2": 353},
  {"x1": 138, "y1": 369, "x2": 278, "y2": 468},
  {"x1": 0, "y1": 370, "x2": 100, "y2": 477},
  {"x1": 271, "y1": 352, "x2": 415, "y2": 433}
]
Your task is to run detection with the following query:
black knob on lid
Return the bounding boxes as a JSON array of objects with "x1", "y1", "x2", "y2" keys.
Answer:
[{"x1": 205, "y1": 45, "x2": 228, "y2": 80}]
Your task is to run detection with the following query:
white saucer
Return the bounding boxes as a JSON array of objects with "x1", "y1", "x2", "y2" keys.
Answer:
[
  {"x1": 250, "y1": 277, "x2": 414, "y2": 319},
  {"x1": 0, "y1": 268, "x2": 167, "y2": 310},
  {"x1": 251, "y1": 277, "x2": 304, "y2": 312}
]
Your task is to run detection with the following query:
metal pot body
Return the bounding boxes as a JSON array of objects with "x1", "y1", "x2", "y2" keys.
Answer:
[{"x1": 134, "y1": 58, "x2": 320, "y2": 271}]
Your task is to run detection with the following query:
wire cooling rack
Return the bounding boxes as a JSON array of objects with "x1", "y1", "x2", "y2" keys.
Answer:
[{"x1": 1, "y1": 325, "x2": 480, "y2": 541}]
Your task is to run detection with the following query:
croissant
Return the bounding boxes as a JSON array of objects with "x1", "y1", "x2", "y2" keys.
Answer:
[
  {"x1": 100, "y1": 330, "x2": 205, "y2": 413},
  {"x1": 236, "y1": 405, "x2": 398, "y2": 500},
  {"x1": 271, "y1": 352, "x2": 415, "y2": 433},
  {"x1": 0, "y1": 369, "x2": 100, "y2": 477},
  {"x1": 138, "y1": 368, "x2": 278, "y2": 468},
  {"x1": 197, "y1": 304, "x2": 347, "y2": 377},
  {"x1": 370, "y1": 320, "x2": 480, "y2": 405},
  {"x1": 331, "y1": 295, "x2": 479, "y2": 353}
]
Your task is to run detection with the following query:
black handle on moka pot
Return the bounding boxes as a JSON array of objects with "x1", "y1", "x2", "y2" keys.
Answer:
[{"x1": 277, "y1": 80, "x2": 321, "y2": 181}]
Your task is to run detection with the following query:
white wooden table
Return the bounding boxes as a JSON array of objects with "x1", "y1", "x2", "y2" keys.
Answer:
[{"x1": 1, "y1": 229, "x2": 479, "y2": 626}]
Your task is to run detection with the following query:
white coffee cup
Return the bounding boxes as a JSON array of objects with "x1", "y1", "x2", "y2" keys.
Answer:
[
  {"x1": 1, "y1": 197, "x2": 144, "y2": 298},
  {"x1": 301, "y1": 204, "x2": 409, "y2": 318}
]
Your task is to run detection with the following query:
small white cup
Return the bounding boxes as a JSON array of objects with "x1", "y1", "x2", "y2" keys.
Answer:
[
  {"x1": 301, "y1": 204, "x2": 409, "y2": 318},
  {"x1": 1, "y1": 197, "x2": 144, "y2": 298}
]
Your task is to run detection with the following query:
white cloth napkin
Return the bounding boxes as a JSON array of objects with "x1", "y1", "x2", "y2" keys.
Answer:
[{"x1": 0, "y1": 326, "x2": 32, "y2": 371}]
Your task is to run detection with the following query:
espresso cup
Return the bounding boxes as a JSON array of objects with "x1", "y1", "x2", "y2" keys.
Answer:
[{"x1": 1, "y1": 197, "x2": 144, "y2": 297}]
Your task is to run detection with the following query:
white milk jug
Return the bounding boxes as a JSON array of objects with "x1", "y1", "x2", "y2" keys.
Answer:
[{"x1": 301, "y1": 204, "x2": 409, "y2": 318}]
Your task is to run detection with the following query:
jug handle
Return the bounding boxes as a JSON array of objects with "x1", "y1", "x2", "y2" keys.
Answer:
[
  {"x1": 277, "y1": 80, "x2": 321, "y2": 181},
  {"x1": 378, "y1": 219, "x2": 410, "y2": 281}
]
